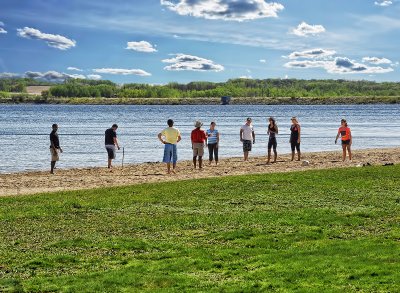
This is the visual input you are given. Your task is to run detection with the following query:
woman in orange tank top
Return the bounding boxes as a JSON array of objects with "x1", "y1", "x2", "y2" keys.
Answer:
[{"x1": 335, "y1": 119, "x2": 352, "y2": 161}]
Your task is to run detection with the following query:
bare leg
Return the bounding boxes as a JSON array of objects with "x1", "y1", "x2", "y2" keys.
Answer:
[
  {"x1": 108, "y1": 158, "x2": 112, "y2": 168},
  {"x1": 244, "y1": 151, "x2": 249, "y2": 161},
  {"x1": 50, "y1": 161, "x2": 56, "y2": 174},
  {"x1": 172, "y1": 163, "x2": 176, "y2": 173},
  {"x1": 193, "y1": 156, "x2": 197, "y2": 168},
  {"x1": 297, "y1": 151, "x2": 301, "y2": 161},
  {"x1": 347, "y1": 145, "x2": 352, "y2": 160},
  {"x1": 166, "y1": 163, "x2": 171, "y2": 174},
  {"x1": 342, "y1": 145, "x2": 346, "y2": 161},
  {"x1": 273, "y1": 150, "x2": 277, "y2": 163},
  {"x1": 266, "y1": 150, "x2": 271, "y2": 164},
  {"x1": 199, "y1": 156, "x2": 203, "y2": 169},
  {"x1": 291, "y1": 151, "x2": 295, "y2": 161}
]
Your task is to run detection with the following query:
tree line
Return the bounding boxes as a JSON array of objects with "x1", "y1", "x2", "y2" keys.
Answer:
[{"x1": 2, "y1": 77, "x2": 400, "y2": 98}]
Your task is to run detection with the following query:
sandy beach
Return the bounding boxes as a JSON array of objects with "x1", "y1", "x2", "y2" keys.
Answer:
[{"x1": 1, "y1": 148, "x2": 399, "y2": 197}]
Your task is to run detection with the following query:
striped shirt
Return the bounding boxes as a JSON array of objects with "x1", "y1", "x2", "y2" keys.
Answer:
[{"x1": 206, "y1": 129, "x2": 219, "y2": 144}]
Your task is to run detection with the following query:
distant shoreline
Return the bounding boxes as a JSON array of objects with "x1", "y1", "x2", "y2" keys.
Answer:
[{"x1": 1, "y1": 96, "x2": 399, "y2": 105}]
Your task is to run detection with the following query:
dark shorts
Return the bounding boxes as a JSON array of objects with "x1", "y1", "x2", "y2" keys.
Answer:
[
  {"x1": 105, "y1": 145, "x2": 116, "y2": 160},
  {"x1": 243, "y1": 140, "x2": 252, "y2": 152},
  {"x1": 290, "y1": 141, "x2": 300, "y2": 152},
  {"x1": 268, "y1": 137, "x2": 277, "y2": 151},
  {"x1": 342, "y1": 140, "x2": 351, "y2": 145}
]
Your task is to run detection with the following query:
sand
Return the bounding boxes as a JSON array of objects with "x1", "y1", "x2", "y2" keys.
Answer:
[{"x1": 1, "y1": 148, "x2": 399, "y2": 197}]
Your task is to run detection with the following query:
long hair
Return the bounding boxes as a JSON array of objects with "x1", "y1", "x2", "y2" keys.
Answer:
[
  {"x1": 341, "y1": 119, "x2": 348, "y2": 127},
  {"x1": 269, "y1": 117, "x2": 277, "y2": 131}
]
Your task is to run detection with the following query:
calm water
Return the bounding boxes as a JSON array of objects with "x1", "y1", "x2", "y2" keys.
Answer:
[{"x1": 0, "y1": 104, "x2": 399, "y2": 174}]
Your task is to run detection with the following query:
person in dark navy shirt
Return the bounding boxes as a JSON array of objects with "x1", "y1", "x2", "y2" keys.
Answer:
[{"x1": 50, "y1": 124, "x2": 63, "y2": 174}]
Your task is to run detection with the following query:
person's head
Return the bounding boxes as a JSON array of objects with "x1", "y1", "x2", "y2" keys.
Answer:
[
  {"x1": 167, "y1": 119, "x2": 174, "y2": 127},
  {"x1": 269, "y1": 117, "x2": 276, "y2": 126},
  {"x1": 52, "y1": 124, "x2": 58, "y2": 131},
  {"x1": 246, "y1": 117, "x2": 252, "y2": 125},
  {"x1": 111, "y1": 124, "x2": 118, "y2": 131},
  {"x1": 194, "y1": 120, "x2": 203, "y2": 129},
  {"x1": 210, "y1": 121, "x2": 216, "y2": 129},
  {"x1": 341, "y1": 119, "x2": 348, "y2": 127},
  {"x1": 291, "y1": 117, "x2": 298, "y2": 124}
]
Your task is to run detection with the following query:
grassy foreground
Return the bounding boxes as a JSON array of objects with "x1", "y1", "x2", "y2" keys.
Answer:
[{"x1": 1, "y1": 166, "x2": 399, "y2": 292}]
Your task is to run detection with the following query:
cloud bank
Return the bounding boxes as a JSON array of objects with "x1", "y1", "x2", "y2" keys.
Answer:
[
  {"x1": 374, "y1": 0, "x2": 392, "y2": 6},
  {"x1": 162, "y1": 53, "x2": 224, "y2": 71},
  {"x1": 284, "y1": 49, "x2": 394, "y2": 74},
  {"x1": 292, "y1": 21, "x2": 325, "y2": 37},
  {"x1": 67, "y1": 67, "x2": 83, "y2": 71},
  {"x1": 362, "y1": 56, "x2": 392, "y2": 64},
  {"x1": 93, "y1": 68, "x2": 151, "y2": 76},
  {"x1": 0, "y1": 21, "x2": 6, "y2": 34},
  {"x1": 17, "y1": 27, "x2": 76, "y2": 50},
  {"x1": 126, "y1": 41, "x2": 157, "y2": 52},
  {"x1": 287, "y1": 48, "x2": 336, "y2": 60},
  {"x1": 160, "y1": 0, "x2": 284, "y2": 21}
]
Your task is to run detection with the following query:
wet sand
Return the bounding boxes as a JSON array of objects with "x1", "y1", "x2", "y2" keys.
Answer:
[{"x1": 1, "y1": 148, "x2": 399, "y2": 197}]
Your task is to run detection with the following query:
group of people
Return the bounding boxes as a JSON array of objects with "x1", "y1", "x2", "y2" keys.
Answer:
[{"x1": 49, "y1": 117, "x2": 352, "y2": 174}]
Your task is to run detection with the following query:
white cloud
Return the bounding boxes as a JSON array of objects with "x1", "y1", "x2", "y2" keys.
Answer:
[
  {"x1": 126, "y1": 41, "x2": 157, "y2": 53},
  {"x1": 162, "y1": 53, "x2": 224, "y2": 71},
  {"x1": 67, "y1": 67, "x2": 83, "y2": 71},
  {"x1": 374, "y1": 0, "x2": 392, "y2": 6},
  {"x1": 0, "y1": 21, "x2": 4, "y2": 26},
  {"x1": 93, "y1": 68, "x2": 151, "y2": 76},
  {"x1": 17, "y1": 27, "x2": 76, "y2": 50},
  {"x1": 24, "y1": 71, "x2": 86, "y2": 81},
  {"x1": 259, "y1": 59, "x2": 267, "y2": 63},
  {"x1": 284, "y1": 57, "x2": 394, "y2": 74},
  {"x1": 362, "y1": 56, "x2": 392, "y2": 64},
  {"x1": 239, "y1": 75, "x2": 253, "y2": 79},
  {"x1": 0, "y1": 72, "x2": 20, "y2": 78},
  {"x1": 0, "y1": 28, "x2": 6, "y2": 34},
  {"x1": 87, "y1": 74, "x2": 102, "y2": 80},
  {"x1": 287, "y1": 48, "x2": 336, "y2": 59},
  {"x1": 160, "y1": 0, "x2": 284, "y2": 21},
  {"x1": 291, "y1": 21, "x2": 325, "y2": 37}
]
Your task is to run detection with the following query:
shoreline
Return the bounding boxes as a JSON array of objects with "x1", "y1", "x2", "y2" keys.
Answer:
[
  {"x1": 1, "y1": 96, "x2": 399, "y2": 105},
  {"x1": 1, "y1": 147, "x2": 399, "y2": 197}
]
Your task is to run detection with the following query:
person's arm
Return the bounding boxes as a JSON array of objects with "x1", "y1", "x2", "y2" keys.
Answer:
[
  {"x1": 158, "y1": 132, "x2": 166, "y2": 144},
  {"x1": 216, "y1": 131, "x2": 220, "y2": 148},
  {"x1": 177, "y1": 134, "x2": 181, "y2": 143},
  {"x1": 113, "y1": 136, "x2": 120, "y2": 150},
  {"x1": 335, "y1": 129, "x2": 340, "y2": 144},
  {"x1": 297, "y1": 124, "x2": 301, "y2": 143},
  {"x1": 240, "y1": 128, "x2": 243, "y2": 141},
  {"x1": 275, "y1": 125, "x2": 279, "y2": 134},
  {"x1": 252, "y1": 130, "x2": 255, "y2": 144},
  {"x1": 50, "y1": 135, "x2": 56, "y2": 152},
  {"x1": 349, "y1": 129, "x2": 352, "y2": 145}
]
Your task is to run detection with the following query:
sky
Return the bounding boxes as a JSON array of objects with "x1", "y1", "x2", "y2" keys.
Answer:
[{"x1": 0, "y1": 0, "x2": 399, "y2": 84}]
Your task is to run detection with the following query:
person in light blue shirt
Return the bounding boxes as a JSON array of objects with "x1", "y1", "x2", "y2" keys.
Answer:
[{"x1": 206, "y1": 121, "x2": 220, "y2": 165}]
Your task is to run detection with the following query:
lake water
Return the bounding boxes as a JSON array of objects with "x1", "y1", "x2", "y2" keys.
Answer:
[{"x1": 0, "y1": 104, "x2": 399, "y2": 174}]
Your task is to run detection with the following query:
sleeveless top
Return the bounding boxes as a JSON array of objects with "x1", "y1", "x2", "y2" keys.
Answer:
[
  {"x1": 268, "y1": 124, "x2": 277, "y2": 139},
  {"x1": 290, "y1": 124, "x2": 299, "y2": 142},
  {"x1": 206, "y1": 129, "x2": 218, "y2": 144}
]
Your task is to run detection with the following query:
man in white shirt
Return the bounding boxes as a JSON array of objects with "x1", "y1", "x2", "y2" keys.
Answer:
[{"x1": 240, "y1": 117, "x2": 255, "y2": 161}]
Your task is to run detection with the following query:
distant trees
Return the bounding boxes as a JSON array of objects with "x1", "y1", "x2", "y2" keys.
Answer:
[{"x1": 1, "y1": 77, "x2": 400, "y2": 99}]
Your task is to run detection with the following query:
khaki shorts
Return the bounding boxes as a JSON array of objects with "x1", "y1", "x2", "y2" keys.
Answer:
[
  {"x1": 50, "y1": 148, "x2": 59, "y2": 161},
  {"x1": 192, "y1": 143, "x2": 204, "y2": 157}
]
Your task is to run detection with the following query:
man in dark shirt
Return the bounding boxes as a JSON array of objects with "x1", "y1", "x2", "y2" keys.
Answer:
[
  {"x1": 105, "y1": 124, "x2": 120, "y2": 169},
  {"x1": 50, "y1": 124, "x2": 63, "y2": 174}
]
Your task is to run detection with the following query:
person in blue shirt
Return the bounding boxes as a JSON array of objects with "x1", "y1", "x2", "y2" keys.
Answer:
[{"x1": 206, "y1": 121, "x2": 220, "y2": 165}]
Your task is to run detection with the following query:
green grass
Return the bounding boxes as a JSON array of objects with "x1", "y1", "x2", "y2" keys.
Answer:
[{"x1": 1, "y1": 165, "x2": 400, "y2": 292}]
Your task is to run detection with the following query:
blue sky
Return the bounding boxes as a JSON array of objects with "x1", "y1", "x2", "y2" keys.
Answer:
[{"x1": 0, "y1": 0, "x2": 399, "y2": 84}]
